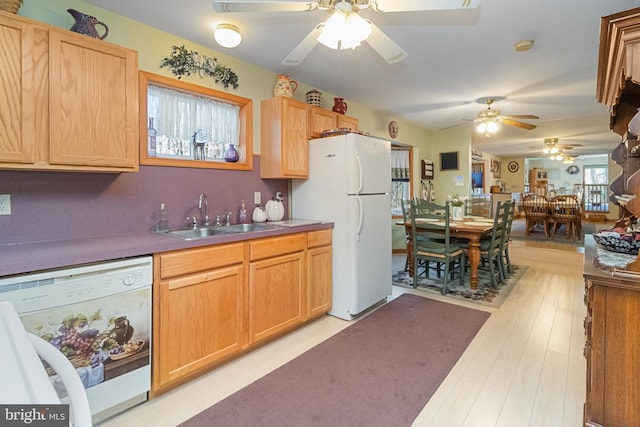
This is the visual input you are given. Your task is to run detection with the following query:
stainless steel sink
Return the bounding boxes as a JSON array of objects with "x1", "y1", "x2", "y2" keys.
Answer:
[
  {"x1": 161, "y1": 227, "x2": 229, "y2": 240},
  {"x1": 218, "y1": 223, "x2": 279, "y2": 233},
  {"x1": 160, "y1": 223, "x2": 280, "y2": 240}
]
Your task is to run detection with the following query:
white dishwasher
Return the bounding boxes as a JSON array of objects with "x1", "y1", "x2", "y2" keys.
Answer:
[{"x1": 0, "y1": 256, "x2": 153, "y2": 424}]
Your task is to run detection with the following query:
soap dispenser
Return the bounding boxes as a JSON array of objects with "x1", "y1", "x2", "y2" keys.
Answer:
[{"x1": 239, "y1": 200, "x2": 247, "y2": 224}]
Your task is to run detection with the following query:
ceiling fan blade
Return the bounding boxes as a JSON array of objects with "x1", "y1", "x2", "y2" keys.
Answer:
[
  {"x1": 366, "y1": 22, "x2": 407, "y2": 64},
  {"x1": 213, "y1": 0, "x2": 318, "y2": 13},
  {"x1": 281, "y1": 22, "x2": 324, "y2": 66},
  {"x1": 374, "y1": 0, "x2": 479, "y2": 12},
  {"x1": 501, "y1": 114, "x2": 540, "y2": 120},
  {"x1": 500, "y1": 118, "x2": 537, "y2": 130}
]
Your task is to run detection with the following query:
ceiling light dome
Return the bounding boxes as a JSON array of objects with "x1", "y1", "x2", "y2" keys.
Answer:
[{"x1": 214, "y1": 24, "x2": 241, "y2": 48}]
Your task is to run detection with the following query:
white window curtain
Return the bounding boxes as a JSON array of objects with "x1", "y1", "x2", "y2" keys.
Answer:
[
  {"x1": 391, "y1": 149, "x2": 410, "y2": 215},
  {"x1": 391, "y1": 149, "x2": 410, "y2": 180},
  {"x1": 147, "y1": 85, "x2": 240, "y2": 160}
]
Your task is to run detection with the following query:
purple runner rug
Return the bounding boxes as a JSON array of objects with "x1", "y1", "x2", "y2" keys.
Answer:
[{"x1": 179, "y1": 293, "x2": 490, "y2": 427}]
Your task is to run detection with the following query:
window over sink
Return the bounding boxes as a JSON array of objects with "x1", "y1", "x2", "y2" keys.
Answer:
[{"x1": 139, "y1": 71, "x2": 253, "y2": 170}]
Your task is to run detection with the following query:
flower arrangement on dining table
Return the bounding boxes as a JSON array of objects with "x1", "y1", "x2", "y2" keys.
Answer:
[
  {"x1": 447, "y1": 193, "x2": 467, "y2": 220},
  {"x1": 447, "y1": 193, "x2": 468, "y2": 207}
]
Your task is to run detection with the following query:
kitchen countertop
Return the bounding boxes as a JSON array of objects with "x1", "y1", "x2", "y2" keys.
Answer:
[{"x1": 0, "y1": 222, "x2": 333, "y2": 277}]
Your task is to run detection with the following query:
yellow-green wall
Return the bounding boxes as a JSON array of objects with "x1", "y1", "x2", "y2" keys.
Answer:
[
  {"x1": 19, "y1": 0, "x2": 432, "y2": 155},
  {"x1": 19, "y1": 0, "x2": 477, "y2": 252}
]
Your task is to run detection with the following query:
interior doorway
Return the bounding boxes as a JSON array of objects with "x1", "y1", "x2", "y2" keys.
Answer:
[{"x1": 472, "y1": 163, "x2": 485, "y2": 194}]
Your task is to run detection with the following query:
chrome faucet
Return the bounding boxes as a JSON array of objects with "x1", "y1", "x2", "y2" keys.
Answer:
[{"x1": 198, "y1": 193, "x2": 210, "y2": 227}]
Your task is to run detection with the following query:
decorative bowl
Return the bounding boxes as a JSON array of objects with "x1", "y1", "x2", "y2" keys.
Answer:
[{"x1": 593, "y1": 231, "x2": 640, "y2": 255}]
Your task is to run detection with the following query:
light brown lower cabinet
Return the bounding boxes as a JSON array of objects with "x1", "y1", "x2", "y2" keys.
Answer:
[
  {"x1": 248, "y1": 234, "x2": 306, "y2": 345},
  {"x1": 152, "y1": 243, "x2": 245, "y2": 391},
  {"x1": 307, "y1": 229, "x2": 332, "y2": 318},
  {"x1": 152, "y1": 229, "x2": 332, "y2": 394}
]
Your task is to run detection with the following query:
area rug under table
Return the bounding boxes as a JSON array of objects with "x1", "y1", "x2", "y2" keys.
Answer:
[
  {"x1": 179, "y1": 293, "x2": 490, "y2": 427},
  {"x1": 392, "y1": 265, "x2": 525, "y2": 308}
]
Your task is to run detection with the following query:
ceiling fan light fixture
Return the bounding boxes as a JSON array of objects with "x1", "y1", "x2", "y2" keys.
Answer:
[
  {"x1": 214, "y1": 24, "x2": 241, "y2": 48},
  {"x1": 342, "y1": 13, "x2": 371, "y2": 49},
  {"x1": 317, "y1": 2, "x2": 371, "y2": 51}
]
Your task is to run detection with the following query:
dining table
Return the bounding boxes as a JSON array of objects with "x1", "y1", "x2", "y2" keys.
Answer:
[{"x1": 398, "y1": 216, "x2": 494, "y2": 290}]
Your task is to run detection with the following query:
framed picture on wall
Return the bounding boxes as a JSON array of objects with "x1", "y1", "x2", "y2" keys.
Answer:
[
  {"x1": 440, "y1": 151, "x2": 459, "y2": 171},
  {"x1": 492, "y1": 160, "x2": 501, "y2": 178}
]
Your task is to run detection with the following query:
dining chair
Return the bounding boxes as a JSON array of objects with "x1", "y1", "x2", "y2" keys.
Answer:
[
  {"x1": 499, "y1": 200, "x2": 516, "y2": 279},
  {"x1": 410, "y1": 199, "x2": 465, "y2": 294},
  {"x1": 461, "y1": 200, "x2": 510, "y2": 289},
  {"x1": 465, "y1": 196, "x2": 493, "y2": 218},
  {"x1": 522, "y1": 193, "x2": 550, "y2": 238},
  {"x1": 548, "y1": 195, "x2": 582, "y2": 240},
  {"x1": 401, "y1": 199, "x2": 413, "y2": 272}
]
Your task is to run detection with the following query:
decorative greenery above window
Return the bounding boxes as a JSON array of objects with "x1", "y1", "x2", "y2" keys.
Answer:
[{"x1": 160, "y1": 45, "x2": 239, "y2": 89}]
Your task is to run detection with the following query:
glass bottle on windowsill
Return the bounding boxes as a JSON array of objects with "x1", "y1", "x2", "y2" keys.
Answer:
[{"x1": 148, "y1": 117, "x2": 157, "y2": 157}]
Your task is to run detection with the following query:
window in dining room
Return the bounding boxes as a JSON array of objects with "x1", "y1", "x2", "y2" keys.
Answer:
[{"x1": 391, "y1": 146, "x2": 412, "y2": 216}]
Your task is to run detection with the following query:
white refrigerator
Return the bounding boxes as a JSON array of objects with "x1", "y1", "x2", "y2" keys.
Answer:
[{"x1": 292, "y1": 133, "x2": 392, "y2": 320}]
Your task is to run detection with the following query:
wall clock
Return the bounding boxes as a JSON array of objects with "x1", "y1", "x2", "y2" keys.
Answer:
[
  {"x1": 567, "y1": 165, "x2": 580, "y2": 175},
  {"x1": 507, "y1": 161, "x2": 519, "y2": 173},
  {"x1": 388, "y1": 121, "x2": 398, "y2": 139}
]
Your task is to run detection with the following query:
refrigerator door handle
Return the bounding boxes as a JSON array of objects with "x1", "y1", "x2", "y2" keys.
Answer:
[
  {"x1": 356, "y1": 153, "x2": 364, "y2": 194},
  {"x1": 355, "y1": 195, "x2": 364, "y2": 241}
]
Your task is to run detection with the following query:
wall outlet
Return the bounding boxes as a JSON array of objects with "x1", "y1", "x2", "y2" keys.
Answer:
[
  {"x1": 254, "y1": 192, "x2": 261, "y2": 205},
  {"x1": 0, "y1": 194, "x2": 11, "y2": 215}
]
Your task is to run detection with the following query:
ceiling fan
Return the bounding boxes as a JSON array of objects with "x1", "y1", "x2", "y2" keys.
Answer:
[
  {"x1": 212, "y1": 0, "x2": 480, "y2": 65},
  {"x1": 473, "y1": 97, "x2": 539, "y2": 137},
  {"x1": 542, "y1": 138, "x2": 582, "y2": 155}
]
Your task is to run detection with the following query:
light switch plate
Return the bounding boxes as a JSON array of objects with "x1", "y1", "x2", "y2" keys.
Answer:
[
  {"x1": 254, "y1": 192, "x2": 261, "y2": 205},
  {"x1": 0, "y1": 194, "x2": 11, "y2": 215}
]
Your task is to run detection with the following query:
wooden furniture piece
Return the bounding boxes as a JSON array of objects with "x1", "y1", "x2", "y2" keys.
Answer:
[
  {"x1": 308, "y1": 105, "x2": 358, "y2": 139},
  {"x1": 583, "y1": 236, "x2": 640, "y2": 427},
  {"x1": 521, "y1": 193, "x2": 550, "y2": 238},
  {"x1": 399, "y1": 217, "x2": 493, "y2": 290},
  {"x1": 465, "y1": 196, "x2": 492, "y2": 218},
  {"x1": 499, "y1": 200, "x2": 516, "y2": 279},
  {"x1": 0, "y1": 11, "x2": 138, "y2": 172},
  {"x1": 248, "y1": 234, "x2": 306, "y2": 345},
  {"x1": 260, "y1": 96, "x2": 359, "y2": 179},
  {"x1": 548, "y1": 195, "x2": 582, "y2": 240},
  {"x1": 260, "y1": 96, "x2": 310, "y2": 178},
  {"x1": 462, "y1": 200, "x2": 512, "y2": 289},
  {"x1": 583, "y1": 8, "x2": 640, "y2": 426},
  {"x1": 410, "y1": 200, "x2": 465, "y2": 294},
  {"x1": 153, "y1": 243, "x2": 245, "y2": 389},
  {"x1": 152, "y1": 229, "x2": 332, "y2": 394},
  {"x1": 528, "y1": 168, "x2": 548, "y2": 196}
]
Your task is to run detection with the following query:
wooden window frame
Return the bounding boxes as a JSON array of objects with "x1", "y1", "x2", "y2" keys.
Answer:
[{"x1": 138, "y1": 71, "x2": 253, "y2": 170}]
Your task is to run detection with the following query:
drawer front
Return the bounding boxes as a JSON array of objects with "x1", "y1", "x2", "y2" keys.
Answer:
[
  {"x1": 307, "y1": 229, "x2": 332, "y2": 248},
  {"x1": 249, "y1": 233, "x2": 306, "y2": 261},
  {"x1": 159, "y1": 243, "x2": 245, "y2": 278}
]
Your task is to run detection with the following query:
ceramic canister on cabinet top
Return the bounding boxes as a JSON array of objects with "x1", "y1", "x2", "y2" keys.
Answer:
[{"x1": 274, "y1": 74, "x2": 298, "y2": 97}]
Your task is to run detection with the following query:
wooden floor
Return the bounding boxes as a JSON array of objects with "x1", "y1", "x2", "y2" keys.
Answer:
[{"x1": 101, "y1": 242, "x2": 586, "y2": 427}]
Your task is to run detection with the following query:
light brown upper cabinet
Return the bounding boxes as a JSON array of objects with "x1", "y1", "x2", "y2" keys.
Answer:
[
  {"x1": 0, "y1": 11, "x2": 138, "y2": 172},
  {"x1": 308, "y1": 106, "x2": 359, "y2": 139},
  {"x1": 139, "y1": 71, "x2": 253, "y2": 171},
  {"x1": 260, "y1": 96, "x2": 309, "y2": 178}
]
